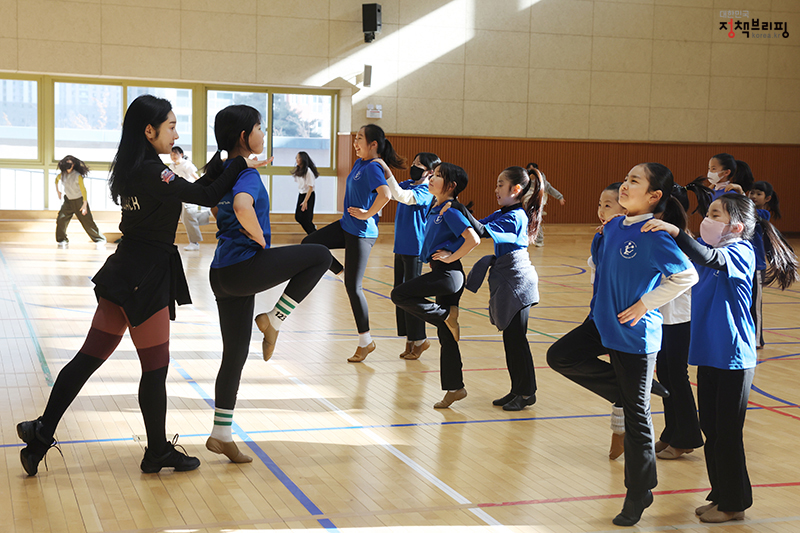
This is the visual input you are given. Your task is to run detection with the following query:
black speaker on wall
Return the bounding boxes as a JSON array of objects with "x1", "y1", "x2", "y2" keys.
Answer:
[{"x1": 363, "y1": 3, "x2": 381, "y2": 43}]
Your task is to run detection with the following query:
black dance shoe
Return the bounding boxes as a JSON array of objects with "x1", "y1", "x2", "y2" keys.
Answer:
[
  {"x1": 612, "y1": 490, "x2": 653, "y2": 526},
  {"x1": 492, "y1": 392, "x2": 515, "y2": 406},
  {"x1": 141, "y1": 436, "x2": 201, "y2": 473},
  {"x1": 651, "y1": 380, "x2": 670, "y2": 398},
  {"x1": 17, "y1": 417, "x2": 61, "y2": 476},
  {"x1": 502, "y1": 394, "x2": 537, "y2": 411}
]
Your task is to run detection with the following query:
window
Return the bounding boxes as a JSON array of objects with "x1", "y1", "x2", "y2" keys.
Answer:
[
  {"x1": 206, "y1": 90, "x2": 268, "y2": 162},
  {"x1": 128, "y1": 87, "x2": 194, "y2": 161},
  {"x1": 270, "y1": 174, "x2": 337, "y2": 214},
  {"x1": 0, "y1": 168, "x2": 45, "y2": 209},
  {"x1": 272, "y1": 93, "x2": 331, "y2": 167},
  {"x1": 0, "y1": 79, "x2": 38, "y2": 159},
  {"x1": 54, "y1": 82, "x2": 123, "y2": 162}
]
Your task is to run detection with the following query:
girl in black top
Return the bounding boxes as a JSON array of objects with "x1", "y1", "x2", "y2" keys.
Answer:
[{"x1": 16, "y1": 95, "x2": 267, "y2": 476}]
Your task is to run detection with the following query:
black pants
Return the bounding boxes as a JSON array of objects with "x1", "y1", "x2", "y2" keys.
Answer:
[
  {"x1": 295, "y1": 192, "x2": 316, "y2": 235},
  {"x1": 56, "y1": 197, "x2": 105, "y2": 243},
  {"x1": 547, "y1": 319, "x2": 657, "y2": 496},
  {"x1": 302, "y1": 220, "x2": 376, "y2": 333},
  {"x1": 209, "y1": 244, "x2": 331, "y2": 410},
  {"x1": 504, "y1": 306, "x2": 537, "y2": 396},
  {"x1": 697, "y1": 365, "x2": 754, "y2": 512},
  {"x1": 392, "y1": 261, "x2": 464, "y2": 390},
  {"x1": 751, "y1": 271, "x2": 764, "y2": 347},
  {"x1": 656, "y1": 322, "x2": 704, "y2": 449},
  {"x1": 394, "y1": 253, "x2": 426, "y2": 341}
]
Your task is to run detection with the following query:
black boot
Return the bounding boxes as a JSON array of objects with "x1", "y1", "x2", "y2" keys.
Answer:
[
  {"x1": 613, "y1": 490, "x2": 654, "y2": 526},
  {"x1": 140, "y1": 436, "x2": 201, "y2": 474},
  {"x1": 17, "y1": 417, "x2": 60, "y2": 476}
]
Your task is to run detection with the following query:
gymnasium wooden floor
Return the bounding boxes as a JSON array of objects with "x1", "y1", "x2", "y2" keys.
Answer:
[{"x1": 2, "y1": 232, "x2": 799, "y2": 533}]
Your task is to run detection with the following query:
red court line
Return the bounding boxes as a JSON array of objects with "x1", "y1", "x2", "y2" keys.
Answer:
[
  {"x1": 478, "y1": 481, "x2": 800, "y2": 508},
  {"x1": 748, "y1": 400, "x2": 800, "y2": 421}
]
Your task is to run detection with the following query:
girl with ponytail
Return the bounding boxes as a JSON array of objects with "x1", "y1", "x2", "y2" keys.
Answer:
[
  {"x1": 452, "y1": 166, "x2": 544, "y2": 410},
  {"x1": 303, "y1": 124, "x2": 402, "y2": 362}
]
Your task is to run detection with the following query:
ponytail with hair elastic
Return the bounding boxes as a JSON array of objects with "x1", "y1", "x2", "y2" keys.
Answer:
[
  {"x1": 522, "y1": 168, "x2": 544, "y2": 244},
  {"x1": 361, "y1": 124, "x2": 408, "y2": 171},
  {"x1": 685, "y1": 176, "x2": 713, "y2": 216},
  {"x1": 761, "y1": 219, "x2": 799, "y2": 290}
]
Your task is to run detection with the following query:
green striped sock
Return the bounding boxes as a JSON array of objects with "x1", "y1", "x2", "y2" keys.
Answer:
[
  {"x1": 270, "y1": 294, "x2": 298, "y2": 328},
  {"x1": 210, "y1": 407, "x2": 234, "y2": 441}
]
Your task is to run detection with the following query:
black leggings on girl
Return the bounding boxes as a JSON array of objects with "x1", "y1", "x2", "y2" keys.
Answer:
[
  {"x1": 39, "y1": 299, "x2": 171, "y2": 453},
  {"x1": 209, "y1": 244, "x2": 331, "y2": 410},
  {"x1": 302, "y1": 220, "x2": 375, "y2": 333},
  {"x1": 295, "y1": 191, "x2": 316, "y2": 235},
  {"x1": 394, "y1": 253, "x2": 426, "y2": 341},
  {"x1": 504, "y1": 306, "x2": 537, "y2": 397},
  {"x1": 391, "y1": 260, "x2": 464, "y2": 390}
]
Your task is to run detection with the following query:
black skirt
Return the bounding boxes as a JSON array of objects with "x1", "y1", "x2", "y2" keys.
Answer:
[{"x1": 92, "y1": 237, "x2": 191, "y2": 327}]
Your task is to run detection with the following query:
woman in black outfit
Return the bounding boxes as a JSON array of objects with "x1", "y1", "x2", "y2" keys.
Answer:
[{"x1": 16, "y1": 95, "x2": 267, "y2": 476}]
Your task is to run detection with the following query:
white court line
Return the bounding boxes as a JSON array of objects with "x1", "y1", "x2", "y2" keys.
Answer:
[{"x1": 273, "y1": 364, "x2": 512, "y2": 531}]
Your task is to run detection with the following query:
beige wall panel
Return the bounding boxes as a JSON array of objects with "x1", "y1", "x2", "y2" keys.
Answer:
[
  {"x1": 102, "y1": 5, "x2": 180, "y2": 48},
  {"x1": 529, "y1": 69, "x2": 591, "y2": 105},
  {"x1": 330, "y1": 0, "x2": 398, "y2": 22},
  {"x1": 104, "y1": 0, "x2": 180, "y2": 8},
  {"x1": 649, "y1": 107, "x2": 708, "y2": 142},
  {"x1": 709, "y1": 76, "x2": 767, "y2": 111},
  {"x1": 181, "y1": 50, "x2": 257, "y2": 84},
  {"x1": 181, "y1": 11, "x2": 257, "y2": 53},
  {"x1": 396, "y1": 24, "x2": 467, "y2": 64},
  {"x1": 763, "y1": 111, "x2": 800, "y2": 144},
  {"x1": 771, "y1": 1, "x2": 800, "y2": 12},
  {"x1": 180, "y1": 0, "x2": 256, "y2": 14},
  {"x1": 0, "y1": 0, "x2": 17, "y2": 39},
  {"x1": 712, "y1": 0, "x2": 775, "y2": 12},
  {"x1": 256, "y1": 54, "x2": 330, "y2": 86},
  {"x1": 707, "y1": 109, "x2": 765, "y2": 143},
  {"x1": 768, "y1": 45, "x2": 800, "y2": 79},
  {"x1": 18, "y1": 39, "x2": 101, "y2": 75},
  {"x1": 0, "y1": 38, "x2": 17, "y2": 70},
  {"x1": 353, "y1": 97, "x2": 397, "y2": 132},
  {"x1": 595, "y1": 0, "x2": 653, "y2": 4},
  {"x1": 396, "y1": 97, "x2": 463, "y2": 135},
  {"x1": 652, "y1": 40, "x2": 711, "y2": 76},
  {"x1": 655, "y1": 0, "x2": 713, "y2": 7},
  {"x1": 768, "y1": 11, "x2": 800, "y2": 47},
  {"x1": 257, "y1": 16, "x2": 330, "y2": 57},
  {"x1": 651, "y1": 74, "x2": 710, "y2": 109},
  {"x1": 766, "y1": 78, "x2": 800, "y2": 112},
  {"x1": 257, "y1": 0, "x2": 331, "y2": 19},
  {"x1": 527, "y1": 103, "x2": 590, "y2": 139},
  {"x1": 710, "y1": 42, "x2": 769, "y2": 78},
  {"x1": 465, "y1": 66, "x2": 528, "y2": 103},
  {"x1": 591, "y1": 72, "x2": 651, "y2": 107},
  {"x1": 529, "y1": 33, "x2": 592, "y2": 71},
  {"x1": 654, "y1": 5, "x2": 714, "y2": 42},
  {"x1": 591, "y1": 37, "x2": 652, "y2": 73},
  {"x1": 18, "y1": 0, "x2": 101, "y2": 44},
  {"x1": 466, "y1": 0, "x2": 531, "y2": 32},
  {"x1": 465, "y1": 30, "x2": 529, "y2": 68},
  {"x1": 330, "y1": 21, "x2": 370, "y2": 58},
  {"x1": 397, "y1": 62, "x2": 464, "y2": 100},
  {"x1": 329, "y1": 54, "x2": 397, "y2": 98},
  {"x1": 527, "y1": 0, "x2": 594, "y2": 36},
  {"x1": 397, "y1": 0, "x2": 467, "y2": 27},
  {"x1": 594, "y1": 2, "x2": 654, "y2": 39},
  {"x1": 102, "y1": 45, "x2": 178, "y2": 79},
  {"x1": 589, "y1": 105, "x2": 650, "y2": 140},
  {"x1": 463, "y1": 101, "x2": 527, "y2": 138}
]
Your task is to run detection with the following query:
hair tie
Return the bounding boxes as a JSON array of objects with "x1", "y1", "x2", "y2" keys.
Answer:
[{"x1": 219, "y1": 150, "x2": 228, "y2": 161}]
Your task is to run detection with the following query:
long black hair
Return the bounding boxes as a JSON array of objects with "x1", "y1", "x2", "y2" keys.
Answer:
[
  {"x1": 752, "y1": 180, "x2": 781, "y2": 219},
  {"x1": 432, "y1": 162, "x2": 468, "y2": 200},
  {"x1": 415, "y1": 152, "x2": 441, "y2": 171},
  {"x1": 711, "y1": 153, "x2": 736, "y2": 181},
  {"x1": 685, "y1": 176, "x2": 714, "y2": 216},
  {"x1": 732, "y1": 159, "x2": 754, "y2": 192},
  {"x1": 502, "y1": 166, "x2": 544, "y2": 244},
  {"x1": 109, "y1": 95, "x2": 172, "y2": 205},
  {"x1": 717, "y1": 193, "x2": 798, "y2": 290},
  {"x1": 292, "y1": 151, "x2": 319, "y2": 178},
  {"x1": 205, "y1": 104, "x2": 262, "y2": 176},
  {"x1": 58, "y1": 155, "x2": 90, "y2": 177},
  {"x1": 360, "y1": 124, "x2": 407, "y2": 170}
]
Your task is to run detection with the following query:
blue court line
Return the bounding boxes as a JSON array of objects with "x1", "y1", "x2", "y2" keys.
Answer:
[
  {"x1": 168, "y1": 359, "x2": 337, "y2": 531},
  {"x1": 750, "y1": 385, "x2": 798, "y2": 407},
  {"x1": 0, "y1": 249, "x2": 53, "y2": 386}
]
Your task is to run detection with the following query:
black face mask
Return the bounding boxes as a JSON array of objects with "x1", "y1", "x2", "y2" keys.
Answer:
[{"x1": 410, "y1": 166, "x2": 424, "y2": 181}]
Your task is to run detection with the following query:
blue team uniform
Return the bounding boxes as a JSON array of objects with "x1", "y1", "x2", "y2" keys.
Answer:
[
  {"x1": 479, "y1": 206, "x2": 529, "y2": 257},
  {"x1": 689, "y1": 240, "x2": 756, "y2": 370},
  {"x1": 592, "y1": 218, "x2": 694, "y2": 354},
  {"x1": 340, "y1": 158, "x2": 387, "y2": 238},
  {"x1": 419, "y1": 202, "x2": 470, "y2": 263},
  {"x1": 393, "y1": 180, "x2": 434, "y2": 256},
  {"x1": 212, "y1": 166, "x2": 270, "y2": 268}
]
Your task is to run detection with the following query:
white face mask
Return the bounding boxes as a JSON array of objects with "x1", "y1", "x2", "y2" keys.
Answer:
[
  {"x1": 707, "y1": 171, "x2": 724, "y2": 185},
  {"x1": 700, "y1": 217, "x2": 729, "y2": 247}
]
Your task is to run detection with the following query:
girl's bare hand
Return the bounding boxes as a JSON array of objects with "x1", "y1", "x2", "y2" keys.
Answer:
[
  {"x1": 432, "y1": 249, "x2": 453, "y2": 262},
  {"x1": 347, "y1": 207, "x2": 370, "y2": 220},
  {"x1": 641, "y1": 218, "x2": 679, "y2": 237},
  {"x1": 245, "y1": 155, "x2": 273, "y2": 169},
  {"x1": 617, "y1": 300, "x2": 647, "y2": 326}
]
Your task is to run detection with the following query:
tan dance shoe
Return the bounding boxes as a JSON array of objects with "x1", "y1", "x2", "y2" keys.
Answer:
[
  {"x1": 444, "y1": 306, "x2": 460, "y2": 341},
  {"x1": 348, "y1": 341, "x2": 376, "y2": 363},
  {"x1": 699, "y1": 505, "x2": 745, "y2": 523},
  {"x1": 399, "y1": 341, "x2": 413, "y2": 358},
  {"x1": 254, "y1": 313, "x2": 278, "y2": 361},
  {"x1": 695, "y1": 502, "x2": 716, "y2": 516},
  {"x1": 205, "y1": 437, "x2": 253, "y2": 463},
  {"x1": 404, "y1": 339, "x2": 430, "y2": 360},
  {"x1": 433, "y1": 388, "x2": 467, "y2": 409},
  {"x1": 655, "y1": 440, "x2": 669, "y2": 453},
  {"x1": 609, "y1": 432, "x2": 625, "y2": 460},
  {"x1": 656, "y1": 445, "x2": 694, "y2": 460}
]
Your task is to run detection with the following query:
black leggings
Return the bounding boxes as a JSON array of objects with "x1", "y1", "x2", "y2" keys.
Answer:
[
  {"x1": 295, "y1": 192, "x2": 316, "y2": 235},
  {"x1": 394, "y1": 253, "x2": 426, "y2": 341},
  {"x1": 391, "y1": 261, "x2": 464, "y2": 390},
  {"x1": 302, "y1": 220, "x2": 376, "y2": 333},
  {"x1": 209, "y1": 244, "x2": 331, "y2": 410},
  {"x1": 503, "y1": 306, "x2": 537, "y2": 396}
]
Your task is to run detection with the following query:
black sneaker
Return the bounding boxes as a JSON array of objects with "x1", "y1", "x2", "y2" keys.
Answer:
[
  {"x1": 140, "y1": 436, "x2": 201, "y2": 474},
  {"x1": 17, "y1": 417, "x2": 61, "y2": 477}
]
